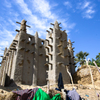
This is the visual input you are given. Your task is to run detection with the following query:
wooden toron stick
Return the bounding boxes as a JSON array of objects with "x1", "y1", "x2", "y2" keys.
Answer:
[
  {"x1": 93, "y1": 61, "x2": 100, "y2": 73},
  {"x1": 47, "y1": 81, "x2": 50, "y2": 94},
  {"x1": 66, "y1": 66, "x2": 74, "y2": 89},
  {"x1": 86, "y1": 59, "x2": 98, "y2": 100}
]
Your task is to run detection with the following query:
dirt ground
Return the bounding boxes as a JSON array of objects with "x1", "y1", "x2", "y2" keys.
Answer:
[{"x1": 0, "y1": 84, "x2": 100, "y2": 100}]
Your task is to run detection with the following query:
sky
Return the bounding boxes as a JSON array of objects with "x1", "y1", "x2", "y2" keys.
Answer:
[{"x1": 0, "y1": 0, "x2": 100, "y2": 65}]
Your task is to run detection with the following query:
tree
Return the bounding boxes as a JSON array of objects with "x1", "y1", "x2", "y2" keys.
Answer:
[
  {"x1": 75, "y1": 51, "x2": 89, "y2": 66},
  {"x1": 88, "y1": 58, "x2": 95, "y2": 66},
  {"x1": 89, "y1": 53, "x2": 100, "y2": 67}
]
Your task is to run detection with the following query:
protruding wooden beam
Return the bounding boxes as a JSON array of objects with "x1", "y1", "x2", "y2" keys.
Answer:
[
  {"x1": 48, "y1": 44, "x2": 52, "y2": 47},
  {"x1": 71, "y1": 41, "x2": 75, "y2": 43},
  {"x1": 56, "y1": 37, "x2": 60, "y2": 39},
  {"x1": 0, "y1": 56, "x2": 3, "y2": 57},
  {"x1": 63, "y1": 39, "x2": 67, "y2": 42},
  {"x1": 67, "y1": 64, "x2": 69, "y2": 66},
  {"x1": 45, "y1": 55, "x2": 49, "y2": 57},
  {"x1": 71, "y1": 56, "x2": 75, "y2": 58},
  {"x1": 39, "y1": 45, "x2": 42, "y2": 48},
  {"x1": 19, "y1": 47, "x2": 25, "y2": 50},
  {"x1": 10, "y1": 48, "x2": 16, "y2": 50},
  {"x1": 73, "y1": 63, "x2": 76, "y2": 65},
  {"x1": 46, "y1": 30, "x2": 50, "y2": 33},
  {"x1": 64, "y1": 55, "x2": 69, "y2": 57},
  {"x1": 58, "y1": 22, "x2": 61, "y2": 25},
  {"x1": 63, "y1": 30, "x2": 66, "y2": 32},
  {"x1": 39, "y1": 53, "x2": 43, "y2": 56},
  {"x1": 6, "y1": 53, "x2": 9, "y2": 56},
  {"x1": 49, "y1": 28, "x2": 53, "y2": 31},
  {"x1": 46, "y1": 78, "x2": 49, "y2": 80},
  {"x1": 48, "y1": 63, "x2": 52, "y2": 65},
  {"x1": 64, "y1": 46, "x2": 68, "y2": 49},
  {"x1": 50, "y1": 23, "x2": 54, "y2": 26},
  {"x1": 15, "y1": 29, "x2": 20, "y2": 32},
  {"x1": 13, "y1": 40, "x2": 18, "y2": 42},
  {"x1": 12, "y1": 45, "x2": 16, "y2": 48},
  {"x1": 57, "y1": 52, "x2": 62, "y2": 56},
  {"x1": 21, "y1": 39, "x2": 26, "y2": 42},
  {"x1": 57, "y1": 62, "x2": 63, "y2": 65},
  {"x1": 16, "y1": 21, "x2": 31, "y2": 28},
  {"x1": 49, "y1": 36, "x2": 53, "y2": 39},
  {"x1": 57, "y1": 44, "x2": 62, "y2": 47},
  {"x1": 45, "y1": 63, "x2": 49, "y2": 66},
  {"x1": 31, "y1": 42, "x2": 35, "y2": 45},
  {"x1": 31, "y1": 51, "x2": 34, "y2": 54},
  {"x1": 3, "y1": 57, "x2": 6, "y2": 60},
  {"x1": 13, "y1": 43, "x2": 17, "y2": 45},
  {"x1": 46, "y1": 39, "x2": 49, "y2": 41},
  {"x1": 26, "y1": 41, "x2": 30, "y2": 44},
  {"x1": 59, "y1": 27, "x2": 62, "y2": 29},
  {"x1": 48, "y1": 53, "x2": 52, "y2": 56},
  {"x1": 45, "y1": 46, "x2": 49, "y2": 49},
  {"x1": 25, "y1": 49, "x2": 30, "y2": 52},
  {"x1": 8, "y1": 50, "x2": 12, "y2": 52}
]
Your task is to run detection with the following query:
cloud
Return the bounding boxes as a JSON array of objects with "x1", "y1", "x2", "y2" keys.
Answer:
[
  {"x1": 16, "y1": 0, "x2": 32, "y2": 15},
  {"x1": 82, "y1": 1, "x2": 90, "y2": 9},
  {"x1": 8, "y1": 19, "x2": 20, "y2": 29},
  {"x1": 64, "y1": 1, "x2": 72, "y2": 8},
  {"x1": 15, "y1": 0, "x2": 75, "y2": 36},
  {"x1": 77, "y1": 1, "x2": 95, "y2": 19},
  {"x1": 4, "y1": 0, "x2": 12, "y2": 8},
  {"x1": 15, "y1": 0, "x2": 49, "y2": 31},
  {"x1": 0, "y1": 29, "x2": 15, "y2": 49},
  {"x1": 31, "y1": 0, "x2": 56, "y2": 19},
  {"x1": 0, "y1": 41, "x2": 9, "y2": 47}
]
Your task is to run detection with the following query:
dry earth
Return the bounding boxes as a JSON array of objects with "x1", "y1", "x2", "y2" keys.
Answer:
[{"x1": 0, "y1": 84, "x2": 100, "y2": 100}]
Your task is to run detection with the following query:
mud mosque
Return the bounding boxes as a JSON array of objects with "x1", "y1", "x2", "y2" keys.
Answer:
[{"x1": 0, "y1": 20, "x2": 75, "y2": 86}]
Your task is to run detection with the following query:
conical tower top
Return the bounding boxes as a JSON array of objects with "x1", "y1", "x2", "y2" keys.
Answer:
[
  {"x1": 35, "y1": 31, "x2": 38, "y2": 37},
  {"x1": 20, "y1": 19, "x2": 27, "y2": 32},
  {"x1": 68, "y1": 39, "x2": 72, "y2": 48},
  {"x1": 21, "y1": 19, "x2": 27, "y2": 25},
  {"x1": 54, "y1": 20, "x2": 59, "y2": 29},
  {"x1": 68, "y1": 39, "x2": 71, "y2": 44}
]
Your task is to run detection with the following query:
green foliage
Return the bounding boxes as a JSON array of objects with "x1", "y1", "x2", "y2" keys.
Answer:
[
  {"x1": 88, "y1": 58, "x2": 95, "y2": 66},
  {"x1": 89, "y1": 53, "x2": 100, "y2": 67},
  {"x1": 75, "y1": 51, "x2": 89, "y2": 66}
]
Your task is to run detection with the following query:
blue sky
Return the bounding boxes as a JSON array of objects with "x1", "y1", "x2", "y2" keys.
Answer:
[{"x1": 0, "y1": 0, "x2": 100, "y2": 64}]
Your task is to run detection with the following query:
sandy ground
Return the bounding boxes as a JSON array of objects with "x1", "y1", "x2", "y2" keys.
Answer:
[{"x1": 0, "y1": 84, "x2": 100, "y2": 100}]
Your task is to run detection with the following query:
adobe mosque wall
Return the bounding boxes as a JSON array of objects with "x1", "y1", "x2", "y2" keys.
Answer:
[{"x1": 0, "y1": 20, "x2": 75, "y2": 86}]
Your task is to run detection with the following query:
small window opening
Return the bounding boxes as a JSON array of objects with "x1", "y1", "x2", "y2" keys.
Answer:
[
  {"x1": 51, "y1": 64, "x2": 53, "y2": 70},
  {"x1": 41, "y1": 41, "x2": 44, "y2": 45},
  {"x1": 51, "y1": 46, "x2": 53, "y2": 51},
  {"x1": 47, "y1": 48, "x2": 49, "y2": 53},
  {"x1": 51, "y1": 38, "x2": 53, "y2": 43},
  {"x1": 28, "y1": 37, "x2": 32, "y2": 41},
  {"x1": 46, "y1": 57, "x2": 49, "y2": 62},
  {"x1": 51, "y1": 55, "x2": 53, "y2": 60}
]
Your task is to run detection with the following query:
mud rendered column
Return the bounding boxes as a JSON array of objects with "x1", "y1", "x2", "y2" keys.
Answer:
[
  {"x1": 52, "y1": 21, "x2": 59, "y2": 84},
  {"x1": 68, "y1": 39, "x2": 75, "y2": 75},
  {"x1": 13, "y1": 20, "x2": 28, "y2": 84},
  {"x1": 32, "y1": 32, "x2": 39, "y2": 85}
]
